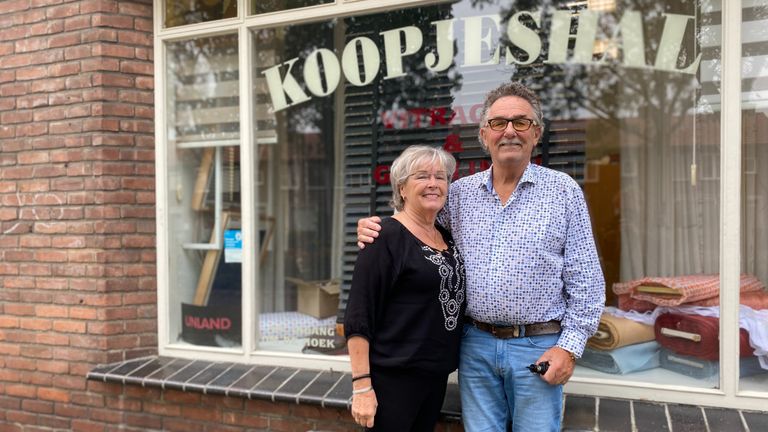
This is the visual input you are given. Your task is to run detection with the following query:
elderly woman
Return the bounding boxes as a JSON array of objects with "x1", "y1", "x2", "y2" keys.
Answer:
[{"x1": 344, "y1": 145, "x2": 466, "y2": 431}]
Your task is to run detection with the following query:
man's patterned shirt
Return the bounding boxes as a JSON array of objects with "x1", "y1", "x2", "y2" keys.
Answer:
[{"x1": 439, "y1": 163, "x2": 605, "y2": 356}]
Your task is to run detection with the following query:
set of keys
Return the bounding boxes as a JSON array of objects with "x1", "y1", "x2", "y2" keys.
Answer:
[{"x1": 527, "y1": 361, "x2": 550, "y2": 375}]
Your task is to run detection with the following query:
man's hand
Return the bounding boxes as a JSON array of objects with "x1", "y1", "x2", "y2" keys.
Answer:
[
  {"x1": 356, "y1": 216, "x2": 382, "y2": 249},
  {"x1": 537, "y1": 346, "x2": 575, "y2": 386},
  {"x1": 351, "y1": 389, "x2": 378, "y2": 428}
]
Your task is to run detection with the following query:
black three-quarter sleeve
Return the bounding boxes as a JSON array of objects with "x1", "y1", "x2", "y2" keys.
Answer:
[{"x1": 343, "y1": 222, "x2": 398, "y2": 342}]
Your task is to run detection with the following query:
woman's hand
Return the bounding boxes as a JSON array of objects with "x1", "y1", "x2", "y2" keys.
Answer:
[{"x1": 351, "y1": 388, "x2": 378, "y2": 428}]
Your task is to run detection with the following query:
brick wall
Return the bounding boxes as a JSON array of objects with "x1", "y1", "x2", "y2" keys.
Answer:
[
  {"x1": 0, "y1": 1, "x2": 464, "y2": 430},
  {"x1": 0, "y1": 0, "x2": 159, "y2": 428}
]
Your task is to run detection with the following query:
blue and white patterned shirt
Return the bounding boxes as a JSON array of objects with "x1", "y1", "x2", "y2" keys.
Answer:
[{"x1": 439, "y1": 163, "x2": 605, "y2": 356}]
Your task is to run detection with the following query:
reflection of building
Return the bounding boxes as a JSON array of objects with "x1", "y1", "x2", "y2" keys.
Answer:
[{"x1": 0, "y1": 0, "x2": 766, "y2": 430}]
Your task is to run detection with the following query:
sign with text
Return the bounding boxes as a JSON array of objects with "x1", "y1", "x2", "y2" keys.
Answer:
[{"x1": 262, "y1": 8, "x2": 701, "y2": 111}]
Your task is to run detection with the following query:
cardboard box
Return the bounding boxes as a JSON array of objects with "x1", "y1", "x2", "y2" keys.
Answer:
[{"x1": 287, "y1": 278, "x2": 341, "y2": 319}]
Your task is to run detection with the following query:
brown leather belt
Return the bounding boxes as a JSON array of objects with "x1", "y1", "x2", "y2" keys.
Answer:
[{"x1": 466, "y1": 318, "x2": 561, "y2": 339}]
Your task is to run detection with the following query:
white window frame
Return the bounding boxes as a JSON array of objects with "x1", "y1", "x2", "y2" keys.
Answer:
[{"x1": 153, "y1": 0, "x2": 767, "y2": 410}]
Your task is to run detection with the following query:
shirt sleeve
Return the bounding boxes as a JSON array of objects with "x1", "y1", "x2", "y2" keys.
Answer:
[
  {"x1": 557, "y1": 182, "x2": 606, "y2": 357},
  {"x1": 343, "y1": 225, "x2": 398, "y2": 342}
]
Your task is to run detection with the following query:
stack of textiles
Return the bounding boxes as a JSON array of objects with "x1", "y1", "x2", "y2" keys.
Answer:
[
  {"x1": 609, "y1": 274, "x2": 768, "y2": 378},
  {"x1": 654, "y1": 312, "x2": 752, "y2": 360},
  {"x1": 654, "y1": 312, "x2": 767, "y2": 379},
  {"x1": 659, "y1": 348, "x2": 764, "y2": 380},
  {"x1": 577, "y1": 313, "x2": 660, "y2": 374},
  {"x1": 613, "y1": 274, "x2": 768, "y2": 313},
  {"x1": 578, "y1": 341, "x2": 660, "y2": 375},
  {"x1": 587, "y1": 313, "x2": 656, "y2": 350}
]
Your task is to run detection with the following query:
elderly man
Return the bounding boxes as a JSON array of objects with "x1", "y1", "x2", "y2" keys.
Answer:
[{"x1": 357, "y1": 81, "x2": 605, "y2": 431}]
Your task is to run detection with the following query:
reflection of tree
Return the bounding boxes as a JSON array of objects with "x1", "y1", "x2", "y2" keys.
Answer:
[
  {"x1": 489, "y1": 0, "x2": 703, "y2": 133},
  {"x1": 280, "y1": 21, "x2": 336, "y2": 133},
  {"x1": 165, "y1": 0, "x2": 237, "y2": 27},
  {"x1": 257, "y1": 22, "x2": 338, "y2": 284},
  {"x1": 344, "y1": 5, "x2": 464, "y2": 118},
  {"x1": 478, "y1": 1, "x2": 716, "y2": 284},
  {"x1": 253, "y1": 0, "x2": 330, "y2": 15}
]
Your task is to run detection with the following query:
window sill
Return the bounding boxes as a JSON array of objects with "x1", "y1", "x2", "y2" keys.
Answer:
[{"x1": 86, "y1": 355, "x2": 462, "y2": 418}]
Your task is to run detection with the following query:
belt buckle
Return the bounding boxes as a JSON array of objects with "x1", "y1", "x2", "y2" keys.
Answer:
[{"x1": 491, "y1": 324, "x2": 520, "y2": 338}]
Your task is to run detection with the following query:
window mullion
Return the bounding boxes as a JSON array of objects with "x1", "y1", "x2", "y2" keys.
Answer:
[
  {"x1": 719, "y1": 0, "x2": 742, "y2": 398},
  {"x1": 239, "y1": 25, "x2": 257, "y2": 358}
]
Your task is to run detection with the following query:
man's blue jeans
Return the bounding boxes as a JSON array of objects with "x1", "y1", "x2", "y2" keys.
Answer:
[{"x1": 459, "y1": 324, "x2": 563, "y2": 432}]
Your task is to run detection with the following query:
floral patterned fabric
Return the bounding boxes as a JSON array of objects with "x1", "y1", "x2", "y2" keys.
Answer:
[{"x1": 613, "y1": 274, "x2": 767, "y2": 311}]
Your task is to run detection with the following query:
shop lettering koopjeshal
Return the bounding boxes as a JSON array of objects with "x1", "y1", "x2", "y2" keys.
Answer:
[{"x1": 262, "y1": 9, "x2": 702, "y2": 112}]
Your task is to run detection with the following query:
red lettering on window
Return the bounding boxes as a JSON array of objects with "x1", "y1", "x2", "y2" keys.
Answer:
[
  {"x1": 443, "y1": 133, "x2": 463, "y2": 153},
  {"x1": 374, "y1": 165, "x2": 390, "y2": 185}
]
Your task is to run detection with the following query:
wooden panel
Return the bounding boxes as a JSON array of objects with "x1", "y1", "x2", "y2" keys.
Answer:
[
  {"x1": 192, "y1": 148, "x2": 215, "y2": 211},
  {"x1": 193, "y1": 212, "x2": 231, "y2": 306}
]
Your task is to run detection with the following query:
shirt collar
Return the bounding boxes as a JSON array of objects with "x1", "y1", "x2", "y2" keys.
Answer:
[{"x1": 480, "y1": 162, "x2": 538, "y2": 192}]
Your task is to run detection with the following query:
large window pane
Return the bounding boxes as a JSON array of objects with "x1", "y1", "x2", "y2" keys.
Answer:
[
  {"x1": 740, "y1": 1, "x2": 768, "y2": 393},
  {"x1": 252, "y1": 24, "x2": 341, "y2": 354},
  {"x1": 243, "y1": 0, "x2": 738, "y2": 381},
  {"x1": 155, "y1": 1, "x2": 768, "y2": 391},
  {"x1": 166, "y1": 34, "x2": 242, "y2": 349},
  {"x1": 563, "y1": 0, "x2": 724, "y2": 389}
]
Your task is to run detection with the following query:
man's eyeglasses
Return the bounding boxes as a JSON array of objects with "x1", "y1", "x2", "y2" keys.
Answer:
[
  {"x1": 486, "y1": 117, "x2": 538, "y2": 132},
  {"x1": 409, "y1": 171, "x2": 449, "y2": 182}
]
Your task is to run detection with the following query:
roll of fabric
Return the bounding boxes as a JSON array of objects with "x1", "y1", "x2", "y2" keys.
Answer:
[
  {"x1": 613, "y1": 275, "x2": 768, "y2": 312},
  {"x1": 587, "y1": 313, "x2": 655, "y2": 350},
  {"x1": 616, "y1": 293, "x2": 656, "y2": 313},
  {"x1": 659, "y1": 348, "x2": 765, "y2": 380},
  {"x1": 654, "y1": 313, "x2": 753, "y2": 360},
  {"x1": 613, "y1": 274, "x2": 765, "y2": 308},
  {"x1": 577, "y1": 341, "x2": 660, "y2": 375},
  {"x1": 693, "y1": 290, "x2": 768, "y2": 310}
]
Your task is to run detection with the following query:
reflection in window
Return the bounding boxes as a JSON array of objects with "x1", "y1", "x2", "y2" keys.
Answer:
[
  {"x1": 576, "y1": 0, "x2": 765, "y2": 390},
  {"x1": 540, "y1": 0, "x2": 729, "y2": 389},
  {"x1": 253, "y1": 23, "x2": 342, "y2": 354},
  {"x1": 739, "y1": 2, "x2": 768, "y2": 394},
  {"x1": 165, "y1": 0, "x2": 237, "y2": 28},
  {"x1": 166, "y1": 34, "x2": 242, "y2": 348},
  {"x1": 157, "y1": 0, "x2": 768, "y2": 389},
  {"x1": 251, "y1": 0, "x2": 332, "y2": 16}
]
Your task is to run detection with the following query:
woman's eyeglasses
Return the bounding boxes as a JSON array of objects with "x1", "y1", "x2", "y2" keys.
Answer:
[
  {"x1": 409, "y1": 171, "x2": 449, "y2": 182},
  {"x1": 486, "y1": 117, "x2": 538, "y2": 132}
]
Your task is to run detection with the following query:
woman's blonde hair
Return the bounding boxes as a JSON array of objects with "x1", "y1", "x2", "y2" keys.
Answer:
[{"x1": 389, "y1": 145, "x2": 456, "y2": 211}]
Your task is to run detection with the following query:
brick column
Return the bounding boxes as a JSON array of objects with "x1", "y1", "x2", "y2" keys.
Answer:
[{"x1": 0, "y1": 0, "x2": 156, "y2": 421}]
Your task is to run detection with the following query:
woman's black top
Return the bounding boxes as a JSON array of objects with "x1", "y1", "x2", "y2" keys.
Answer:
[{"x1": 344, "y1": 217, "x2": 466, "y2": 374}]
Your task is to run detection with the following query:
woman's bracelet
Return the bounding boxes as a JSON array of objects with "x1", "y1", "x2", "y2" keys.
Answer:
[
  {"x1": 352, "y1": 386, "x2": 373, "y2": 395},
  {"x1": 351, "y1": 373, "x2": 371, "y2": 382}
]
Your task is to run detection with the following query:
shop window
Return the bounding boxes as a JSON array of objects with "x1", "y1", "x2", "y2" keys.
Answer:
[{"x1": 157, "y1": 0, "x2": 768, "y2": 393}]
